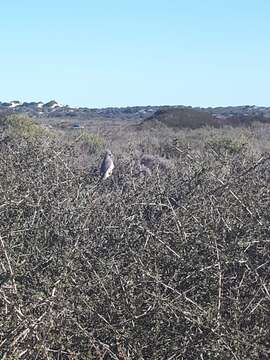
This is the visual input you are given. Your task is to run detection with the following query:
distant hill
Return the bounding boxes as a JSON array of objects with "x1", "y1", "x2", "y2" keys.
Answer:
[
  {"x1": 1, "y1": 100, "x2": 270, "y2": 124},
  {"x1": 0, "y1": 100, "x2": 160, "y2": 120},
  {"x1": 140, "y1": 106, "x2": 270, "y2": 130},
  {"x1": 140, "y1": 107, "x2": 217, "y2": 129}
]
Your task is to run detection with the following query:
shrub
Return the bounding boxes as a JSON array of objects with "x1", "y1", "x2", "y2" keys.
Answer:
[
  {"x1": 0, "y1": 126, "x2": 269, "y2": 359},
  {"x1": 1, "y1": 114, "x2": 48, "y2": 140},
  {"x1": 78, "y1": 130, "x2": 105, "y2": 154},
  {"x1": 206, "y1": 136, "x2": 246, "y2": 155}
]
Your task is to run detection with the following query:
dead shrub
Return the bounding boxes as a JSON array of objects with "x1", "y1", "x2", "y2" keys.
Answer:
[{"x1": 0, "y1": 128, "x2": 269, "y2": 359}]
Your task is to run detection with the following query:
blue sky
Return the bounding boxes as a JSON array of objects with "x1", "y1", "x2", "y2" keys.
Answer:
[{"x1": 1, "y1": 0, "x2": 270, "y2": 107}]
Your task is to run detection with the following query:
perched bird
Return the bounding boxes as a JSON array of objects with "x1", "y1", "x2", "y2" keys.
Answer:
[
  {"x1": 100, "y1": 150, "x2": 114, "y2": 180},
  {"x1": 139, "y1": 162, "x2": 152, "y2": 177},
  {"x1": 138, "y1": 154, "x2": 172, "y2": 177}
]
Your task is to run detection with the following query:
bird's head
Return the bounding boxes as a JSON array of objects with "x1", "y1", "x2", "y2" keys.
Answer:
[{"x1": 105, "y1": 149, "x2": 113, "y2": 159}]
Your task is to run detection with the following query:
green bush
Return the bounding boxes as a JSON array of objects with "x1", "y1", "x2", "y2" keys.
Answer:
[
  {"x1": 206, "y1": 136, "x2": 246, "y2": 155},
  {"x1": 78, "y1": 130, "x2": 105, "y2": 153},
  {"x1": 2, "y1": 114, "x2": 48, "y2": 139}
]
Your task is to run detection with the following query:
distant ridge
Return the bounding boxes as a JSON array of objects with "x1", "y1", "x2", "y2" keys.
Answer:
[
  {"x1": 140, "y1": 106, "x2": 270, "y2": 129},
  {"x1": 0, "y1": 100, "x2": 160, "y2": 120},
  {"x1": 141, "y1": 107, "x2": 217, "y2": 129},
  {"x1": 1, "y1": 100, "x2": 270, "y2": 121}
]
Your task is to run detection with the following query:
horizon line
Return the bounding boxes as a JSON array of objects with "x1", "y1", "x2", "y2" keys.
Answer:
[{"x1": 1, "y1": 99, "x2": 269, "y2": 109}]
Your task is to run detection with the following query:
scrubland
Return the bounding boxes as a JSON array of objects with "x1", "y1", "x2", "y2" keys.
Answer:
[{"x1": 0, "y1": 114, "x2": 270, "y2": 359}]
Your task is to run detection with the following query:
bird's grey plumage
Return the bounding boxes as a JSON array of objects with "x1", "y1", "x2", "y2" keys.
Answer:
[
  {"x1": 139, "y1": 163, "x2": 152, "y2": 177},
  {"x1": 139, "y1": 154, "x2": 173, "y2": 176},
  {"x1": 100, "y1": 150, "x2": 114, "y2": 180}
]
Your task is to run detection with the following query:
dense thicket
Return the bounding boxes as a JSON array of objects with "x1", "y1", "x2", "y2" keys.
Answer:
[{"x1": 0, "y1": 117, "x2": 270, "y2": 359}]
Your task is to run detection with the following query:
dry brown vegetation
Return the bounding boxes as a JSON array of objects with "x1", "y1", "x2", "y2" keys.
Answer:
[{"x1": 0, "y1": 115, "x2": 270, "y2": 359}]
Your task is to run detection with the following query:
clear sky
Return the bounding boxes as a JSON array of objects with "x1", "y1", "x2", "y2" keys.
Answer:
[{"x1": 1, "y1": 0, "x2": 270, "y2": 108}]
